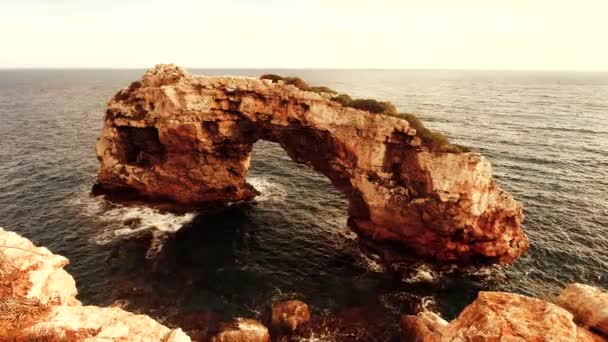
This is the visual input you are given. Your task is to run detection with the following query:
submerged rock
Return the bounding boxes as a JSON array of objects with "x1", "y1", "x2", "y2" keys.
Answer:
[
  {"x1": 210, "y1": 318, "x2": 270, "y2": 342},
  {"x1": 0, "y1": 227, "x2": 190, "y2": 342},
  {"x1": 95, "y1": 64, "x2": 527, "y2": 265},
  {"x1": 270, "y1": 300, "x2": 311, "y2": 333},
  {"x1": 401, "y1": 291, "x2": 607, "y2": 342},
  {"x1": 558, "y1": 283, "x2": 608, "y2": 337}
]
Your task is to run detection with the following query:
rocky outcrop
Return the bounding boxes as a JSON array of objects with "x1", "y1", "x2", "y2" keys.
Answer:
[
  {"x1": 401, "y1": 290, "x2": 607, "y2": 342},
  {"x1": 0, "y1": 227, "x2": 190, "y2": 342},
  {"x1": 95, "y1": 64, "x2": 527, "y2": 264},
  {"x1": 558, "y1": 283, "x2": 608, "y2": 336},
  {"x1": 210, "y1": 318, "x2": 270, "y2": 342},
  {"x1": 269, "y1": 300, "x2": 310, "y2": 333}
]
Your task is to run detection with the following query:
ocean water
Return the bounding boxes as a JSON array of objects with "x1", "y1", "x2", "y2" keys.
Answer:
[{"x1": 1, "y1": 69, "x2": 607, "y2": 339}]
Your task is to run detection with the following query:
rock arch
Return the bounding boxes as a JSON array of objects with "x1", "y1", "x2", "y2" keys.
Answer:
[{"x1": 95, "y1": 65, "x2": 527, "y2": 264}]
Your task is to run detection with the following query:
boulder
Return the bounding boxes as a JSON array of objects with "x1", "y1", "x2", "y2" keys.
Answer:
[
  {"x1": 557, "y1": 283, "x2": 608, "y2": 337},
  {"x1": 270, "y1": 300, "x2": 311, "y2": 332},
  {"x1": 400, "y1": 291, "x2": 606, "y2": 342},
  {"x1": 210, "y1": 318, "x2": 270, "y2": 342}
]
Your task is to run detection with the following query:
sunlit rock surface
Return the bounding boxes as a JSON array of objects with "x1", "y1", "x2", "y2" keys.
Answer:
[
  {"x1": 269, "y1": 300, "x2": 311, "y2": 333},
  {"x1": 0, "y1": 228, "x2": 78, "y2": 306},
  {"x1": 0, "y1": 227, "x2": 190, "y2": 342},
  {"x1": 210, "y1": 318, "x2": 270, "y2": 342},
  {"x1": 401, "y1": 291, "x2": 607, "y2": 342},
  {"x1": 558, "y1": 283, "x2": 608, "y2": 337},
  {"x1": 95, "y1": 64, "x2": 527, "y2": 264}
]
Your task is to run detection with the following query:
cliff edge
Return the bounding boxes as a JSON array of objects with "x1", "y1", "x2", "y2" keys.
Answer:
[{"x1": 0, "y1": 227, "x2": 190, "y2": 341}]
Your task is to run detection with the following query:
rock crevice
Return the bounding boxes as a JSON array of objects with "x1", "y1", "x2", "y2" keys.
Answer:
[{"x1": 95, "y1": 64, "x2": 527, "y2": 264}]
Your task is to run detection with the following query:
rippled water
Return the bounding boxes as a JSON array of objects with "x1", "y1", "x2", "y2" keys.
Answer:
[{"x1": 1, "y1": 69, "x2": 607, "y2": 339}]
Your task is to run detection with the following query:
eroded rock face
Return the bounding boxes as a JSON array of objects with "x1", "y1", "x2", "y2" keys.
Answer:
[
  {"x1": 558, "y1": 283, "x2": 608, "y2": 337},
  {"x1": 0, "y1": 227, "x2": 190, "y2": 342},
  {"x1": 95, "y1": 64, "x2": 527, "y2": 264},
  {"x1": 400, "y1": 291, "x2": 607, "y2": 342}
]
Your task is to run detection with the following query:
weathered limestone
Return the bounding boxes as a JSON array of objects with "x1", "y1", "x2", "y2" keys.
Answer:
[
  {"x1": 0, "y1": 227, "x2": 190, "y2": 342},
  {"x1": 558, "y1": 283, "x2": 608, "y2": 336},
  {"x1": 0, "y1": 228, "x2": 78, "y2": 306},
  {"x1": 95, "y1": 64, "x2": 527, "y2": 264},
  {"x1": 401, "y1": 291, "x2": 607, "y2": 342}
]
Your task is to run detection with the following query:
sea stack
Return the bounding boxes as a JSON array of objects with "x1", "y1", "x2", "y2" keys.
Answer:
[{"x1": 94, "y1": 64, "x2": 527, "y2": 264}]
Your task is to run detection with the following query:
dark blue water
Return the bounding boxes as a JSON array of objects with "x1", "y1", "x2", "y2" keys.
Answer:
[{"x1": 1, "y1": 69, "x2": 607, "y2": 340}]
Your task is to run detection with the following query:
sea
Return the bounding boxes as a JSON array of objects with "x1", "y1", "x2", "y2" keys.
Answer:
[{"x1": 1, "y1": 69, "x2": 607, "y2": 340}]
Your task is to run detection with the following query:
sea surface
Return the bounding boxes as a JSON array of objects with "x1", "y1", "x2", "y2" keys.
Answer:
[{"x1": 1, "y1": 69, "x2": 607, "y2": 339}]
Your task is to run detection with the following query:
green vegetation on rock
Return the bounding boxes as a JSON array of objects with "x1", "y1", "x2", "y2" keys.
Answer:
[
  {"x1": 259, "y1": 74, "x2": 469, "y2": 153},
  {"x1": 330, "y1": 93, "x2": 397, "y2": 115},
  {"x1": 309, "y1": 86, "x2": 338, "y2": 94},
  {"x1": 260, "y1": 74, "x2": 337, "y2": 94},
  {"x1": 399, "y1": 113, "x2": 470, "y2": 153}
]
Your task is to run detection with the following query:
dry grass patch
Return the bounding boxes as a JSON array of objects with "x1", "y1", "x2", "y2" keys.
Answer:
[
  {"x1": 0, "y1": 296, "x2": 49, "y2": 331},
  {"x1": 0, "y1": 247, "x2": 51, "y2": 339}
]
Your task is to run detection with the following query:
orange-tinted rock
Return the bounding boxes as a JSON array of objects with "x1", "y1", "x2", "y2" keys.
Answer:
[
  {"x1": 95, "y1": 64, "x2": 527, "y2": 264},
  {"x1": 210, "y1": 318, "x2": 270, "y2": 342},
  {"x1": 557, "y1": 283, "x2": 608, "y2": 337},
  {"x1": 270, "y1": 300, "x2": 311, "y2": 332},
  {"x1": 0, "y1": 227, "x2": 190, "y2": 342},
  {"x1": 401, "y1": 291, "x2": 606, "y2": 342}
]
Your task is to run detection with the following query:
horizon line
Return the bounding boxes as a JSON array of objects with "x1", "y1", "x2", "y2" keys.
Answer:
[{"x1": 1, "y1": 66, "x2": 608, "y2": 73}]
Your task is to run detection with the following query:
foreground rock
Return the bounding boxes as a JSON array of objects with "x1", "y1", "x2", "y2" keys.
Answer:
[
  {"x1": 95, "y1": 64, "x2": 527, "y2": 264},
  {"x1": 270, "y1": 300, "x2": 311, "y2": 333},
  {"x1": 210, "y1": 318, "x2": 270, "y2": 342},
  {"x1": 0, "y1": 227, "x2": 190, "y2": 342},
  {"x1": 401, "y1": 291, "x2": 607, "y2": 342},
  {"x1": 558, "y1": 283, "x2": 608, "y2": 336}
]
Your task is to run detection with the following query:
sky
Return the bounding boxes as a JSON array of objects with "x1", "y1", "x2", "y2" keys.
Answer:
[{"x1": 1, "y1": 0, "x2": 607, "y2": 70}]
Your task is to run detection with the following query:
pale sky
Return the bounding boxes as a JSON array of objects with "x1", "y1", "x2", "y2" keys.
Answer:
[{"x1": 1, "y1": 0, "x2": 607, "y2": 70}]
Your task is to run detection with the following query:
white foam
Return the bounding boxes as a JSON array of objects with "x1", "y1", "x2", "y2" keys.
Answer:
[
  {"x1": 296, "y1": 333, "x2": 336, "y2": 342},
  {"x1": 420, "y1": 296, "x2": 436, "y2": 311},
  {"x1": 247, "y1": 176, "x2": 288, "y2": 203},
  {"x1": 99, "y1": 207, "x2": 194, "y2": 244},
  {"x1": 70, "y1": 187, "x2": 195, "y2": 244},
  {"x1": 401, "y1": 264, "x2": 436, "y2": 283},
  {"x1": 354, "y1": 249, "x2": 386, "y2": 273}
]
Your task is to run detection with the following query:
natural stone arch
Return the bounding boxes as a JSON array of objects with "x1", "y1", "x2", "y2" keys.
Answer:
[{"x1": 95, "y1": 65, "x2": 527, "y2": 264}]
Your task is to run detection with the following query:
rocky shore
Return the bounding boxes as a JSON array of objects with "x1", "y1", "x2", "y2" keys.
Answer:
[
  {"x1": 402, "y1": 288, "x2": 608, "y2": 341},
  {"x1": 2, "y1": 227, "x2": 607, "y2": 341},
  {"x1": 0, "y1": 227, "x2": 190, "y2": 341}
]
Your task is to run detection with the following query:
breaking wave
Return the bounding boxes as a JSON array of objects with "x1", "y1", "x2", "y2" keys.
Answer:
[{"x1": 70, "y1": 188, "x2": 195, "y2": 245}]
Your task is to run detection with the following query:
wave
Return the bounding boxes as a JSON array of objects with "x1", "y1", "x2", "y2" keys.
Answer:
[
  {"x1": 400, "y1": 264, "x2": 436, "y2": 284},
  {"x1": 70, "y1": 188, "x2": 195, "y2": 244},
  {"x1": 247, "y1": 176, "x2": 288, "y2": 203},
  {"x1": 353, "y1": 248, "x2": 386, "y2": 273}
]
